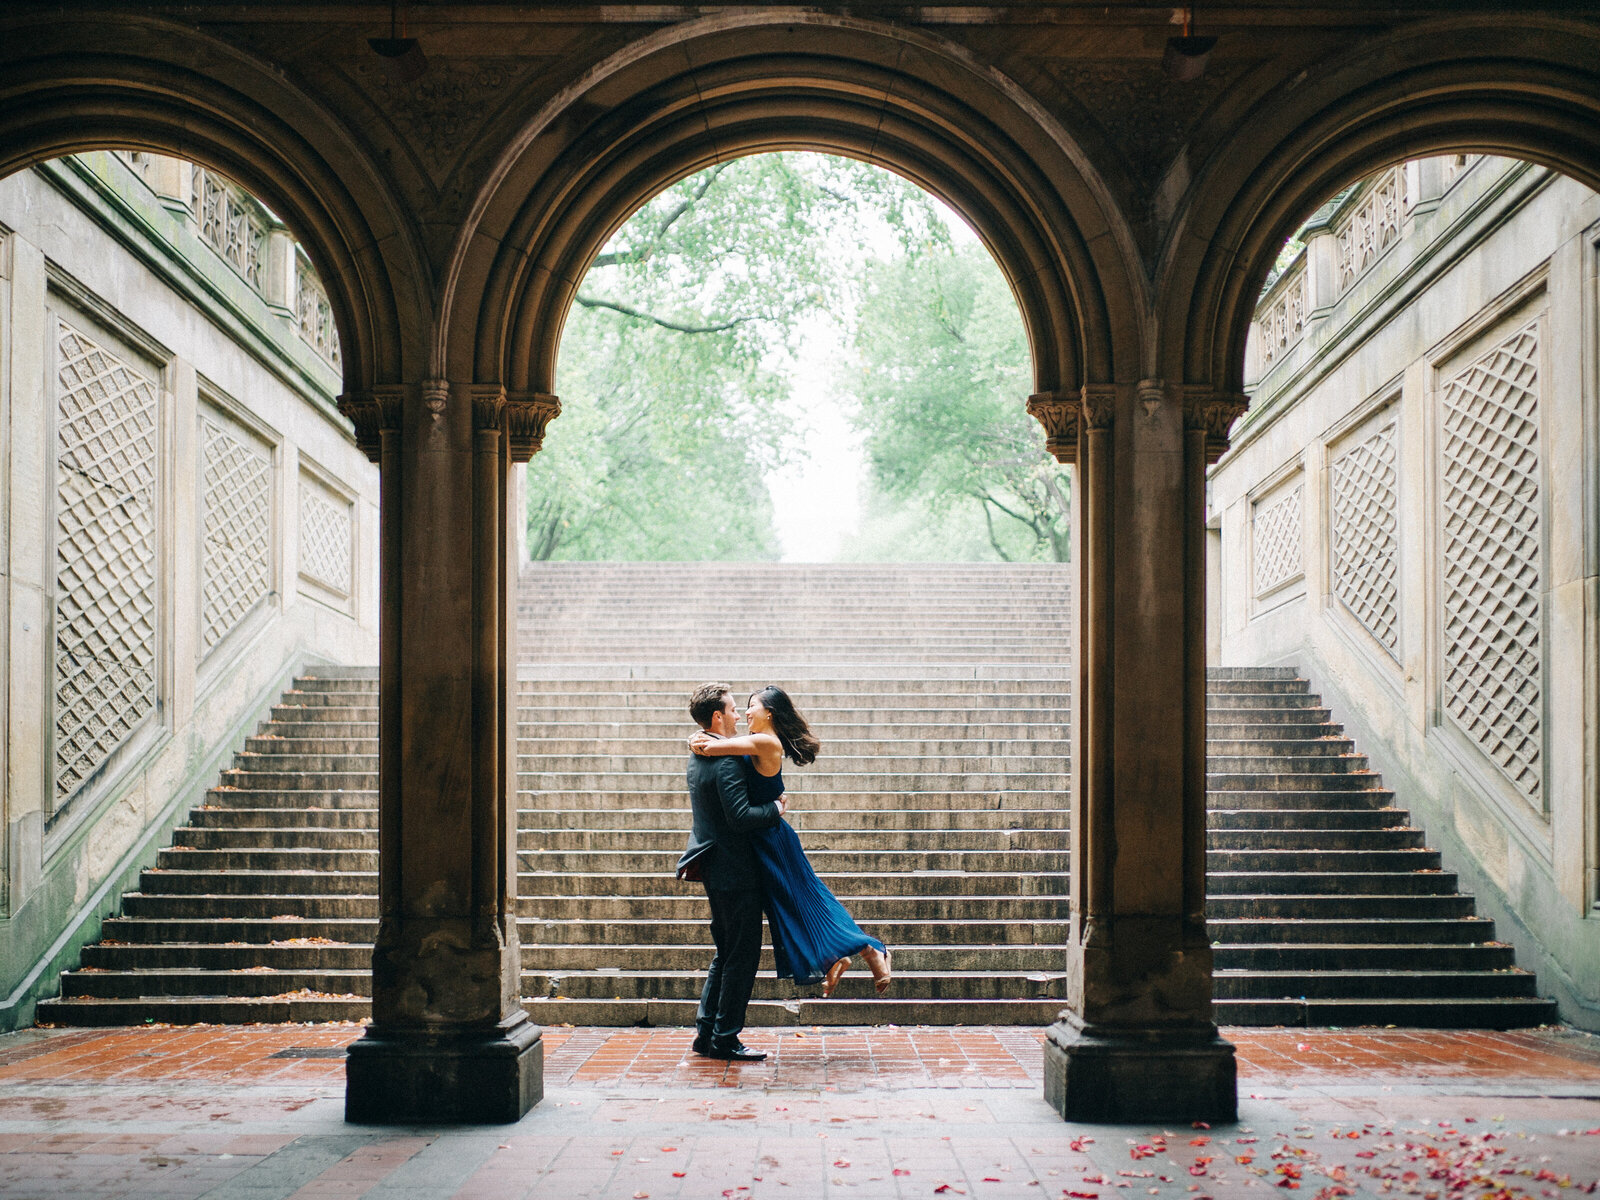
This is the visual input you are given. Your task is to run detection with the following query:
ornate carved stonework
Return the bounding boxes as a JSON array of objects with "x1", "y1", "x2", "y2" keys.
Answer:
[
  {"x1": 1183, "y1": 389, "x2": 1249, "y2": 463},
  {"x1": 471, "y1": 384, "x2": 507, "y2": 433},
  {"x1": 1044, "y1": 62, "x2": 1243, "y2": 192},
  {"x1": 1027, "y1": 390, "x2": 1082, "y2": 463},
  {"x1": 338, "y1": 385, "x2": 405, "y2": 461},
  {"x1": 505, "y1": 391, "x2": 561, "y2": 462},
  {"x1": 347, "y1": 57, "x2": 538, "y2": 185},
  {"x1": 1081, "y1": 384, "x2": 1117, "y2": 432}
]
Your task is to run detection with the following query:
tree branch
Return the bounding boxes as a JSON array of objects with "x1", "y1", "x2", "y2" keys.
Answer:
[{"x1": 574, "y1": 293, "x2": 753, "y2": 335}]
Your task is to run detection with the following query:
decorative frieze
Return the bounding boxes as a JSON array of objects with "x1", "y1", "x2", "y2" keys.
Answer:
[
  {"x1": 53, "y1": 320, "x2": 159, "y2": 806},
  {"x1": 1252, "y1": 481, "x2": 1303, "y2": 599},
  {"x1": 199, "y1": 416, "x2": 273, "y2": 653},
  {"x1": 1440, "y1": 319, "x2": 1543, "y2": 805},
  {"x1": 1329, "y1": 416, "x2": 1400, "y2": 656}
]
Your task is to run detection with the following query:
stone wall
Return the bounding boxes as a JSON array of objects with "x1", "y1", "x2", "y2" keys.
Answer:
[
  {"x1": 0, "y1": 151, "x2": 378, "y2": 1030},
  {"x1": 1209, "y1": 156, "x2": 1600, "y2": 1028}
]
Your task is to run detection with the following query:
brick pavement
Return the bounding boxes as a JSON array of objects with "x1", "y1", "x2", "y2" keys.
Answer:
[{"x1": 0, "y1": 1024, "x2": 1597, "y2": 1198}]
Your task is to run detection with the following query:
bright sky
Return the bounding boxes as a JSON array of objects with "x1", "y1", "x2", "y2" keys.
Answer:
[{"x1": 769, "y1": 194, "x2": 978, "y2": 562}]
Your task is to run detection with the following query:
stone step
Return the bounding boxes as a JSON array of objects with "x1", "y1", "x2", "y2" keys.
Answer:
[
  {"x1": 1204, "y1": 893, "x2": 1476, "y2": 919},
  {"x1": 42, "y1": 638, "x2": 1560, "y2": 1031},
  {"x1": 1208, "y1": 870, "x2": 1458, "y2": 895},
  {"x1": 153, "y1": 847, "x2": 1076, "y2": 874},
  {"x1": 1206, "y1": 754, "x2": 1369, "y2": 774},
  {"x1": 1207, "y1": 917, "x2": 1493, "y2": 943},
  {"x1": 1206, "y1": 809, "x2": 1409, "y2": 830},
  {"x1": 1209, "y1": 996, "x2": 1559, "y2": 1029},
  {"x1": 1205, "y1": 789, "x2": 1396, "y2": 808},
  {"x1": 1212, "y1": 943, "x2": 1514, "y2": 971},
  {"x1": 1205, "y1": 739, "x2": 1354, "y2": 756},
  {"x1": 226, "y1": 753, "x2": 1072, "y2": 776},
  {"x1": 1212, "y1": 968, "x2": 1537, "y2": 1000},
  {"x1": 529, "y1": 971, "x2": 1062, "y2": 1002}
]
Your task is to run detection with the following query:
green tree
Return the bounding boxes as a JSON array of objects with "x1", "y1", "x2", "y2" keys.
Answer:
[
  {"x1": 529, "y1": 153, "x2": 944, "y2": 560},
  {"x1": 844, "y1": 242, "x2": 1069, "y2": 561}
]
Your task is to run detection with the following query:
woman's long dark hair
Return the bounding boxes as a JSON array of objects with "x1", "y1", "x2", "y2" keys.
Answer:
[{"x1": 753, "y1": 685, "x2": 820, "y2": 766}]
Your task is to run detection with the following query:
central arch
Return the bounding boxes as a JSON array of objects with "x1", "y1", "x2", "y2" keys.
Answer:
[{"x1": 442, "y1": 13, "x2": 1142, "y2": 407}]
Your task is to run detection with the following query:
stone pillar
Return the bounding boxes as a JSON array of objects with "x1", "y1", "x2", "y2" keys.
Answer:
[
  {"x1": 1031, "y1": 381, "x2": 1242, "y2": 1124},
  {"x1": 336, "y1": 380, "x2": 558, "y2": 1124}
]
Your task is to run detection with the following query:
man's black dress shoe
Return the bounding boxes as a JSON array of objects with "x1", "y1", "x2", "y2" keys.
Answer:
[
  {"x1": 705, "y1": 1040, "x2": 766, "y2": 1062},
  {"x1": 691, "y1": 1035, "x2": 712, "y2": 1057}
]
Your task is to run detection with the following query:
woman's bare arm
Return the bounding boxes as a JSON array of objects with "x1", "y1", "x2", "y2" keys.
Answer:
[{"x1": 688, "y1": 730, "x2": 780, "y2": 758}]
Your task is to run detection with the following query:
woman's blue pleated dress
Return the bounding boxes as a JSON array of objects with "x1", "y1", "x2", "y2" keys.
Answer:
[{"x1": 742, "y1": 757, "x2": 885, "y2": 985}]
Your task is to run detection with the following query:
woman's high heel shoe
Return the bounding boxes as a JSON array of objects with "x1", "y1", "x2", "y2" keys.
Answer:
[
  {"x1": 821, "y1": 957, "x2": 851, "y2": 998},
  {"x1": 867, "y1": 947, "x2": 892, "y2": 996}
]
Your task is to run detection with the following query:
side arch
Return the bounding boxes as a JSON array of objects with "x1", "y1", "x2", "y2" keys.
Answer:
[
  {"x1": 443, "y1": 12, "x2": 1142, "y2": 410},
  {"x1": 0, "y1": 11, "x2": 430, "y2": 401},
  {"x1": 1161, "y1": 15, "x2": 1600, "y2": 396}
]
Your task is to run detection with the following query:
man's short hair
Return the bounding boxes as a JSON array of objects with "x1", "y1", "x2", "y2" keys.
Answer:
[{"x1": 689, "y1": 682, "x2": 731, "y2": 729}]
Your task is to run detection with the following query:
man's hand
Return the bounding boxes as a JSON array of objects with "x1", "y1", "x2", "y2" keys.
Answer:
[{"x1": 776, "y1": 797, "x2": 788, "y2": 816}]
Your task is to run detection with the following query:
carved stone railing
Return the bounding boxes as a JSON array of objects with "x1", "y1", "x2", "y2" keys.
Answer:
[
  {"x1": 108, "y1": 152, "x2": 341, "y2": 372},
  {"x1": 1334, "y1": 166, "x2": 1407, "y2": 294},
  {"x1": 191, "y1": 164, "x2": 269, "y2": 292},
  {"x1": 1256, "y1": 255, "x2": 1308, "y2": 372},
  {"x1": 296, "y1": 254, "x2": 341, "y2": 369}
]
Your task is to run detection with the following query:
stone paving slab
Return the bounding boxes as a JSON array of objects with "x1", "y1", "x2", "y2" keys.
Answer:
[{"x1": 1, "y1": 1025, "x2": 1598, "y2": 1198}]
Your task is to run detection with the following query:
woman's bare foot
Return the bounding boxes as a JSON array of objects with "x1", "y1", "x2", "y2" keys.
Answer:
[
  {"x1": 821, "y1": 957, "x2": 851, "y2": 998},
  {"x1": 864, "y1": 946, "x2": 892, "y2": 995}
]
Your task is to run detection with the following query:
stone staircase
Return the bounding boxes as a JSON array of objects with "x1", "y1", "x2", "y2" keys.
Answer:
[{"x1": 36, "y1": 562, "x2": 1556, "y2": 1028}]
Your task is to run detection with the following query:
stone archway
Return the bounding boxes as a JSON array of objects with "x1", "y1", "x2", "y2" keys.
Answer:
[
  {"x1": 1156, "y1": 16, "x2": 1600, "y2": 392},
  {"x1": 397, "y1": 11, "x2": 1250, "y2": 1128},
  {"x1": 0, "y1": 9, "x2": 428, "y2": 399}
]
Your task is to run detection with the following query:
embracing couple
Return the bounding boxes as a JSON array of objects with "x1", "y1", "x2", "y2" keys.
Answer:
[{"x1": 676, "y1": 682, "x2": 892, "y2": 1061}]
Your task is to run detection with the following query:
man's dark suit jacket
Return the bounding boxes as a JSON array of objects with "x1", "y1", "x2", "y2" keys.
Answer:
[{"x1": 678, "y1": 750, "x2": 782, "y2": 889}]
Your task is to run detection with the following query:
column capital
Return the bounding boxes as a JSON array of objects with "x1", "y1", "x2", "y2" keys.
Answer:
[
  {"x1": 1026, "y1": 389, "x2": 1081, "y2": 463},
  {"x1": 337, "y1": 385, "x2": 406, "y2": 462},
  {"x1": 1181, "y1": 388, "x2": 1250, "y2": 464},
  {"x1": 1081, "y1": 383, "x2": 1117, "y2": 431},
  {"x1": 504, "y1": 391, "x2": 561, "y2": 463},
  {"x1": 470, "y1": 384, "x2": 507, "y2": 432}
]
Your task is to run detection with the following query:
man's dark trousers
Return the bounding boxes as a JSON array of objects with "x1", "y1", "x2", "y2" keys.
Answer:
[{"x1": 697, "y1": 882, "x2": 764, "y2": 1044}]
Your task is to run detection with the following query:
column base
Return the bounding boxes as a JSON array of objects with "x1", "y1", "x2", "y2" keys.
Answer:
[
  {"x1": 1044, "y1": 1017, "x2": 1236, "y2": 1123},
  {"x1": 345, "y1": 1013, "x2": 543, "y2": 1124}
]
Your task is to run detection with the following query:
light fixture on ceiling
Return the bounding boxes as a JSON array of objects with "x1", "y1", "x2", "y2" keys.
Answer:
[
  {"x1": 1164, "y1": 6, "x2": 1218, "y2": 82},
  {"x1": 368, "y1": 1, "x2": 428, "y2": 84}
]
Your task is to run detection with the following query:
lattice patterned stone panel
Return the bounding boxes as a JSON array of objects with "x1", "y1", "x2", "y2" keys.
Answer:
[
  {"x1": 299, "y1": 478, "x2": 352, "y2": 597},
  {"x1": 1329, "y1": 417, "x2": 1401, "y2": 656},
  {"x1": 200, "y1": 416, "x2": 272, "y2": 652},
  {"x1": 54, "y1": 320, "x2": 159, "y2": 804},
  {"x1": 1253, "y1": 482, "x2": 1304, "y2": 598},
  {"x1": 1440, "y1": 320, "x2": 1542, "y2": 805}
]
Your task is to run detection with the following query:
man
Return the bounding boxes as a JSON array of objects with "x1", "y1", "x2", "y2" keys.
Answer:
[{"x1": 677, "y1": 682, "x2": 786, "y2": 1062}]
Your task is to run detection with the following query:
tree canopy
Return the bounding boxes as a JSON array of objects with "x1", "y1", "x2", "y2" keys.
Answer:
[{"x1": 529, "y1": 151, "x2": 1066, "y2": 562}]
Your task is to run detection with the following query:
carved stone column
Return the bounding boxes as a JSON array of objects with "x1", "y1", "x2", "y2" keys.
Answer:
[
  {"x1": 337, "y1": 380, "x2": 556, "y2": 1124},
  {"x1": 1034, "y1": 380, "x2": 1241, "y2": 1123}
]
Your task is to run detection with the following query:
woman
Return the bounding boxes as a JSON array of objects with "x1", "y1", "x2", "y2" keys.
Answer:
[{"x1": 690, "y1": 686, "x2": 892, "y2": 997}]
